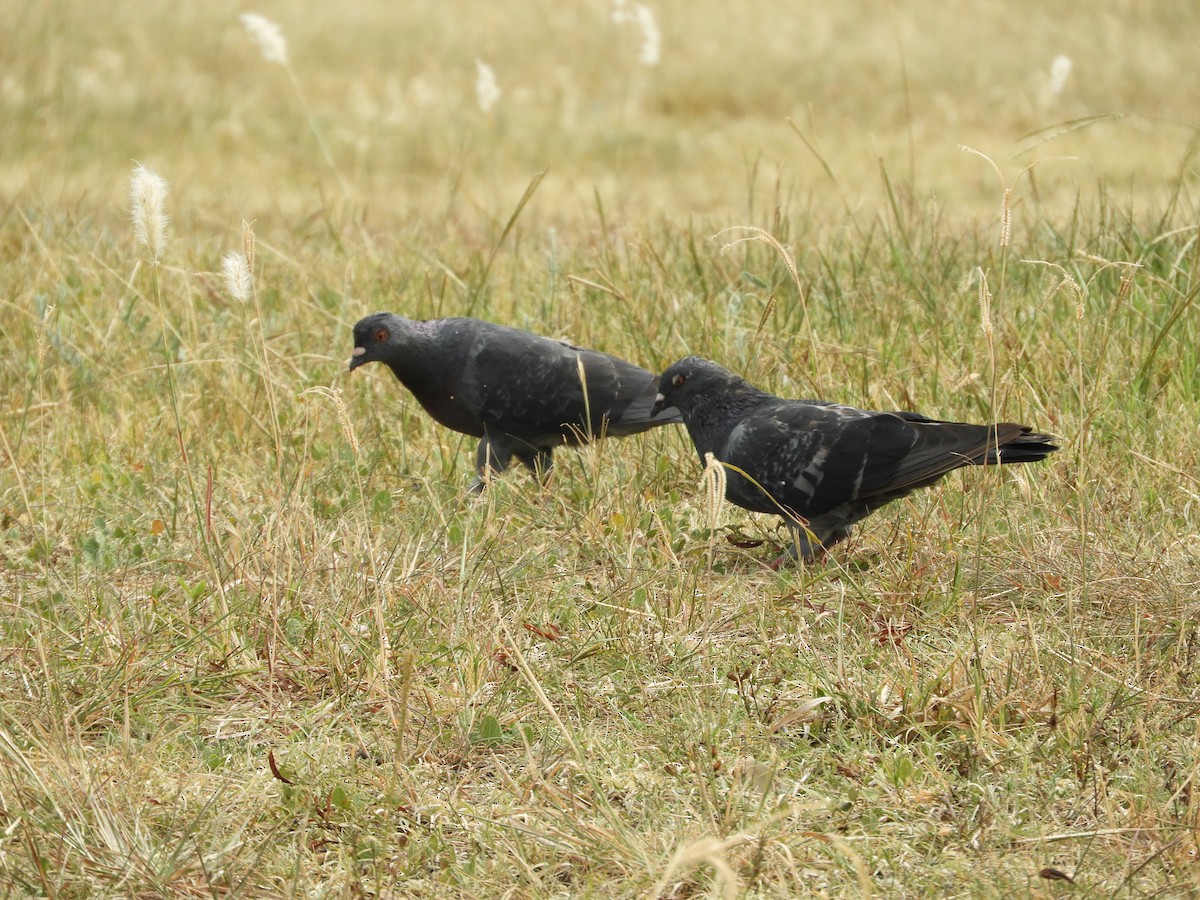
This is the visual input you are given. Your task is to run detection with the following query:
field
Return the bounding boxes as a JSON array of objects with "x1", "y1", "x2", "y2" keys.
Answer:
[{"x1": 4, "y1": 0, "x2": 1200, "y2": 896}]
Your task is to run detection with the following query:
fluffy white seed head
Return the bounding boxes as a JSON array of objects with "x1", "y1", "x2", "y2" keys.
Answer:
[
  {"x1": 240, "y1": 13, "x2": 288, "y2": 65},
  {"x1": 1048, "y1": 54, "x2": 1072, "y2": 96},
  {"x1": 633, "y1": 4, "x2": 661, "y2": 66},
  {"x1": 129, "y1": 163, "x2": 169, "y2": 260},
  {"x1": 222, "y1": 250, "x2": 252, "y2": 302},
  {"x1": 475, "y1": 59, "x2": 500, "y2": 113}
]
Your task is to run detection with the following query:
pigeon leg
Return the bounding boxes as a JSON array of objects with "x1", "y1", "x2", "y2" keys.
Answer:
[
  {"x1": 770, "y1": 521, "x2": 843, "y2": 568},
  {"x1": 771, "y1": 523, "x2": 815, "y2": 569},
  {"x1": 516, "y1": 448, "x2": 554, "y2": 485},
  {"x1": 471, "y1": 436, "x2": 515, "y2": 492},
  {"x1": 823, "y1": 527, "x2": 851, "y2": 549}
]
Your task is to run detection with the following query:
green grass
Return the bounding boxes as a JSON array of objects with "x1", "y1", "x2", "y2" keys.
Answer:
[{"x1": 3, "y1": 1, "x2": 1200, "y2": 896}]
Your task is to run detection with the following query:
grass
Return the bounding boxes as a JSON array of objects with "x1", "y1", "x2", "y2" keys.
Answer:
[{"x1": 3, "y1": 0, "x2": 1200, "y2": 896}]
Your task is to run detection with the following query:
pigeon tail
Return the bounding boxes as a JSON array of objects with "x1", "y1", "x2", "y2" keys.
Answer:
[
  {"x1": 973, "y1": 430, "x2": 1059, "y2": 465},
  {"x1": 613, "y1": 384, "x2": 683, "y2": 431}
]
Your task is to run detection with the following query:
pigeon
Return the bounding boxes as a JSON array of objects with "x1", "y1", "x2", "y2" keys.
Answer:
[
  {"x1": 349, "y1": 312, "x2": 683, "y2": 489},
  {"x1": 651, "y1": 356, "x2": 1059, "y2": 563}
]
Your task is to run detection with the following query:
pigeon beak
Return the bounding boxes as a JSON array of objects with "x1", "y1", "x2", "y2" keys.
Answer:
[
  {"x1": 347, "y1": 346, "x2": 366, "y2": 372},
  {"x1": 650, "y1": 392, "x2": 667, "y2": 418}
]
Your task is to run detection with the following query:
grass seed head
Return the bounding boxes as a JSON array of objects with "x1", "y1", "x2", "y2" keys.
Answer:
[
  {"x1": 1066, "y1": 275, "x2": 1085, "y2": 319},
  {"x1": 716, "y1": 225, "x2": 801, "y2": 296},
  {"x1": 612, "y1": 1, "x2": 661, "y2": 65},
  {"x1": 221, "y1": 250, "x2": 252, "y2": 303},
  {"x1": 1048, "y1": 54, "x2": 1073, "y2": 96},
  {"x1": 1115, "y1": 265, "x2": 1137, "y2": 309},
  {"x1": 240, "y1": 13, "x2": 288, "y2": 66},
  {"x1": 241, "y1": 220, "x2": 256, "y2": 275},
  {"x1": 36, "y1": 304, "x2": 54, "y2": 370},
  {"x1": 475, "y1": 59, "x2": 500, "y2": 113},
  {"x1": 128, "y1": 163, "x2": 169, "y2": 261},
  {"x1": 330, "y1": 387, "x2": 361, "y2": 456},
  {"x1": 977, "y1": 267, "x2": 994, "y2": 339},
  {"x1": 1000, "y1": 187, "x2": 1012, "y2": 248},
  {"x1": 302, "y1": 386, "x2": 360, "y2": 457},
  {"x1": 702, "y1": 452, "x2": 727, "y2": 532},
  {"x1": 634, "y1": 4, "x2": 661, "y2": 66}
]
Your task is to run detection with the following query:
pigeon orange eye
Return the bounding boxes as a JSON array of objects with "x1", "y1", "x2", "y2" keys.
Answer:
[
  {"x1": 374, "y1": 328, "x2": 389, "y2": 342},
  {"x1": 672, "y1": 374, "x2": 686, "y2": 387}
]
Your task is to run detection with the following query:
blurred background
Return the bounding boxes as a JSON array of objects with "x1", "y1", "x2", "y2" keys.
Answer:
[{"x1": 4, "y1": 0, "x2": 1198, "y2": 229}]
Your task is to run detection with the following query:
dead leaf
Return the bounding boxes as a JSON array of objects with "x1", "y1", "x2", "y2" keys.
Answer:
[
  {"x1": 770, "y1": 696, "x2": 833, "y2": 732},
  {"x1": 268, "y1": 750, "x2": 295, "y2": 785},
  {"x1": 1038, "y1": 867, "x2": 1074, "y2": 883}
]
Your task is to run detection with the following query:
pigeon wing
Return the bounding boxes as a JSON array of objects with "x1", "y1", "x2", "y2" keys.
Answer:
[
  {"x1": 717, "y1": 402, "x2": 915, "y2": 518},
  {"x1": 458, "y1": 333, "x2": 645, "y2": 442}
]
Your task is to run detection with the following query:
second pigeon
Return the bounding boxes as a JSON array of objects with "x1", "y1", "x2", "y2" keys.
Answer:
[{"x1": 652, "y1": 356, "x2": 1058, "y2": 564}]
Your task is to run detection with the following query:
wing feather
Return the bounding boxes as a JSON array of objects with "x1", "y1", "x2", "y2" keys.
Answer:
[{"x1": 456, "y1": 326, "x2": 664, "y2": 443}]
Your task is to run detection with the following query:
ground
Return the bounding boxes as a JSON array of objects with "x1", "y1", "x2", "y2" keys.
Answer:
[{"x1": 2, "y1": 0, "x2": 1200, "y2": 896}]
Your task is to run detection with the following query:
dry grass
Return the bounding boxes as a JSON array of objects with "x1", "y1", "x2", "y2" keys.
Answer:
[{"x1": 3, "y1": 0, "x2": 1200, "y2": 896}]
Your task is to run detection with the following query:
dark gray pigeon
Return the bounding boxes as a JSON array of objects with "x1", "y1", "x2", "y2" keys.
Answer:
[
  {"x1": 349, "y1": 312, "x2": 682, "y2": 488},
  {"x1": 651, "y1": 356, "x2": 1058, "y2": 563}
]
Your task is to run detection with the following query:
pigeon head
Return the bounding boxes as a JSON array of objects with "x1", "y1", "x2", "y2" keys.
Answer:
[
  {"x1": 349, "y1": 312, "x2": 403, "y2": 372},
  {"x1": 652, "y1": 356, "x2": 743, "y2": 417}
]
